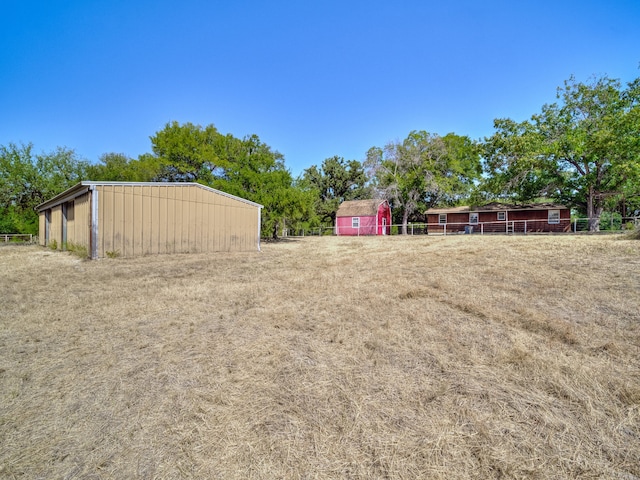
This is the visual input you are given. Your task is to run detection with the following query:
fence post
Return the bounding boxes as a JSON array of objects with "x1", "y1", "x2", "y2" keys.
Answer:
[{"x1": 524, "y1": 220, "x2": 527, "y2": 235}]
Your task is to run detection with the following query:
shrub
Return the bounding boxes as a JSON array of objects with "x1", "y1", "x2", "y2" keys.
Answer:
[
  {"x1": 67, "y1": 242, "x2": 88, "y2": 258},
  {"x1": 599, "y1": 212, "x2": 623, "y2": 231}
]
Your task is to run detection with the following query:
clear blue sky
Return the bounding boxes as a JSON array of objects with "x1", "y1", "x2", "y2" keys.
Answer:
[{"x1": 2, "y1": 0, "x2": 639, "y2": 177}]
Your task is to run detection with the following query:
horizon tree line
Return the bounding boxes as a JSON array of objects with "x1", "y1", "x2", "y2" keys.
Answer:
[{"x1": 1, "y1": 72, "x2": 638, "y2": 236}]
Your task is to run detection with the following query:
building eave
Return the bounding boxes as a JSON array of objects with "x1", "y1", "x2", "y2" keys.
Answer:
[{"x1": 36, "y1": 181, "x2": 264, "y2": 212}]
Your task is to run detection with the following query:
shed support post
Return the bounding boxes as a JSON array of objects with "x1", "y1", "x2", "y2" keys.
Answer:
[{"x1": 257, "y1": 207, "x2": 262, "y2": 252}]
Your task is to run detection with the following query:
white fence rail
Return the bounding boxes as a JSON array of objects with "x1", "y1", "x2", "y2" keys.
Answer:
[
  {"x1": 1, "y1": 234, "x2": 35, "y2": 243},
  {"x1": 282, "y1": 217, "x2": 639, "y2": 237}
]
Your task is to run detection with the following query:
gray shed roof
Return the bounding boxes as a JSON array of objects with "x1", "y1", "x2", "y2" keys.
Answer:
[
  {"x1": 426, "y1": 202, "x2": 568, "y2": 214},
  {"x1": 336, "y1": 199, "x2": 388, "y2": 217}
]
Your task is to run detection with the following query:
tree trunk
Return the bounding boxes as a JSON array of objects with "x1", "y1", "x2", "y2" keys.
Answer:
[
  {"x1": 401, "y1": 208, "x2": 409, "y2": 235},
  {"x1": 586, "y1": 187, "x2": 602, "y2": 232}
]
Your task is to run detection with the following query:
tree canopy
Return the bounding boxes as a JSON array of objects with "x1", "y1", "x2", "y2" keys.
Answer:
[
  {"x1": 365, "y1": 131, "x2": 481, "y2": 233},
  {"x1": 2, "y1": 70, "x2": 638, "y2": 237},
  {"x1": 0, "y1": 143, "x2": 89, "y2": 233},
  {"x1": 483, "y1": 74, "x2": 640, "y2": 230},
  {"x1": 301, "y1": 156, "x2": 370, "y2": 225},
  {"x1": 147, "y1": 123, "x2": 313, "y2": 238}
]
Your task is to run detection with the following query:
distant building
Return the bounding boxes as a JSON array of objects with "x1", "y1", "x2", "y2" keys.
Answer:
[
  {"x1": 37, "y1": 181, "x2": 263, "y2": 258},
  {"x1": 426, "y1": 202, "x2": 571, "y2": 234},
  {"x1": 335, "y1": 199, "x2": 392, "y2": 236}
]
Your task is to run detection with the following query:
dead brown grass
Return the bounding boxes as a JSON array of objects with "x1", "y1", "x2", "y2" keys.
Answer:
[{"x1": 1, "y1": 235, "x2": 639, "y2": 479}]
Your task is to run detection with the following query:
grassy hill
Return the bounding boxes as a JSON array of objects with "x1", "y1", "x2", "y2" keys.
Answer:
[{"x1": 1, "y1": 235, "x2": 639, "y2": 479}]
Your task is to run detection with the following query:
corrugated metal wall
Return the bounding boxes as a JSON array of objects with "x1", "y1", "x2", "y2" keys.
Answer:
[
  {"x1": 67, "y1": 193, "x2": 90, "y2": 249},
  {"x1": 39, "y1": 194, "x2": 91, "y2": 250},
  {"x1": 38, "y1": 213, "x2": 46, "y2": 246},
  {"x1": 97, "y1": 184, "x2": 259, "y2": 257},
  {"x1": 49, "y1": 205, "x2": 62, "y2": 247}
]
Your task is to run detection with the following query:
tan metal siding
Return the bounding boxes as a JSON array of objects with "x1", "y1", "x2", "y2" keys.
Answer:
[
  {"x1": 49, "y1": 206, "x2": 62, "y2": 247},
  {"x1": 158, "y1": 187, "x2": 168, "y2": 254},
  {"x1": 113, "y1": 185, "x2": 125, "y2": 255},
  {"x1": 38, "y1": 212, "x2": 46, "y2": 246},
  {"x1": 101, "y1": 186, "x2": 113, "y2": 256},
  {"x1": 93, "y1": 184, "x2": 259, "y2": 258},
  {"x1": 70, "y1": 193, "x2": 91, "y2": 253},
  {"x1": 188, "y1": 187, "x2": 196, "y2": 249},
  {"x1": 132, "y1": 186, "x2": 143, "y2": 256}
]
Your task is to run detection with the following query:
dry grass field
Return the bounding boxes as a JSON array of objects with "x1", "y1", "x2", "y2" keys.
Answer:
[{"x1": 1, "y1": 234, "x2": 639, "y2": 479}]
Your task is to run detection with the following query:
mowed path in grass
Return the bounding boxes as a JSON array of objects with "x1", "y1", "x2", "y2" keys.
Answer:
[{"x1": 1, "y1": 235, "x2": 639, "y2": 479}]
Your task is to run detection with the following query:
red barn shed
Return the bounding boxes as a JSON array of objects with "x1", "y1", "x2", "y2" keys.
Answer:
[
  {"x1": 335, "y1": 199, "x2": 392, "y2": 236},
  {"x1": 426, "y1": 202, "x2": 571, "y2": 234}
]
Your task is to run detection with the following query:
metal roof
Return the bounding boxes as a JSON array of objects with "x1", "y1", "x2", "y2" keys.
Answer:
[
  {"x1": 426, "y1": 202, "x2": 568, "y2": 214},
  {"x1": 36, "y1": 181, "x2": 263, "y2": 212},
  {"x1": 336, "y1": 199, "x2": 388, "y2": 217}
]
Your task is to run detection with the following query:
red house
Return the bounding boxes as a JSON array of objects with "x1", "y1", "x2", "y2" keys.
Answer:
[
  {"x1": 426, "y1": 202, "x2": 571, "y2": 234},
  {"x1": 335, "y1": 199, "x2": 392, "y2": 236}
]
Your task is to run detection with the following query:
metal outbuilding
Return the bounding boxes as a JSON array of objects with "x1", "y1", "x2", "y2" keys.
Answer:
[{"x1": 36, "y1": 182, "x2": 263, "y2": 258}]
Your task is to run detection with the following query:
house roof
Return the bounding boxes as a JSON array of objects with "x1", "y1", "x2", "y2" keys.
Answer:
[
  {"x1": 426, "y1": 206, "x2": 471, "y2": 214},
  {"x1": 426, "y1": 202, "x2": 568, "y2": 214},
  {"x1": 336, "y1": 199, "x2": 388, "y2": 217},
  {"x1": 36, "y1": 181, "x2": 263, "y2": 212}
]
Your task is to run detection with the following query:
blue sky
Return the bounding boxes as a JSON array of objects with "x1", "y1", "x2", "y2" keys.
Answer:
[{"x1": 1, "y1": 0, "x2": 639, "y2": 177}]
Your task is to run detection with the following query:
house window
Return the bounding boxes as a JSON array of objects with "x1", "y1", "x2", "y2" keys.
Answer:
[
  {"x1": 497, "y1": 211, "x2": 506, "y2": 221},
  {"x1": 548, "y1": 210, "x2": 560, "y2": 224},
  {"x1": 352, "y1": 217, "x2": 360, "y2": 228},
  {"x1": 439, "y1": 214, "x2": 447, "y2": 224},
  {"x1": 469, "y1": 213, "x2": 479, "y2": 224}
]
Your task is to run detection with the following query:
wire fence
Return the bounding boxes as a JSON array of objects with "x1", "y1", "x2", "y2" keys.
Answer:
[
  {"x1": 0, "y1": 234, "x2": 36, "y2": 243},
  {"x1": 283, "y1": 216, "x2": 640, "y2": 237}
]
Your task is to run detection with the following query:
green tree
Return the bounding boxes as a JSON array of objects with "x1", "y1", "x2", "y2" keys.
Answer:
[
  {"x1": 216, "y1": 135, "x2": 315, "y2": 238},
  {"x1": 366, "y1": 131, "x2": 481, "y2": 234},
  {"x1": 0, "y1": 143, "x2": 89, "y2": 234},
  {"x1": 146, "y1": 123, "x2": 313, "y2": 238},
  {"x1": 87, "y1": 152, "x2": 163, "y2": 182},
  {"x1": 149, "y1": 121, "x2": 229, "y2": 183},
  {"x1": 301, "y1": 156, "x2": 370, "y2": 225},
  {"x1": 483, "y1": 74, "x2": 640, "y2": 231}
]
